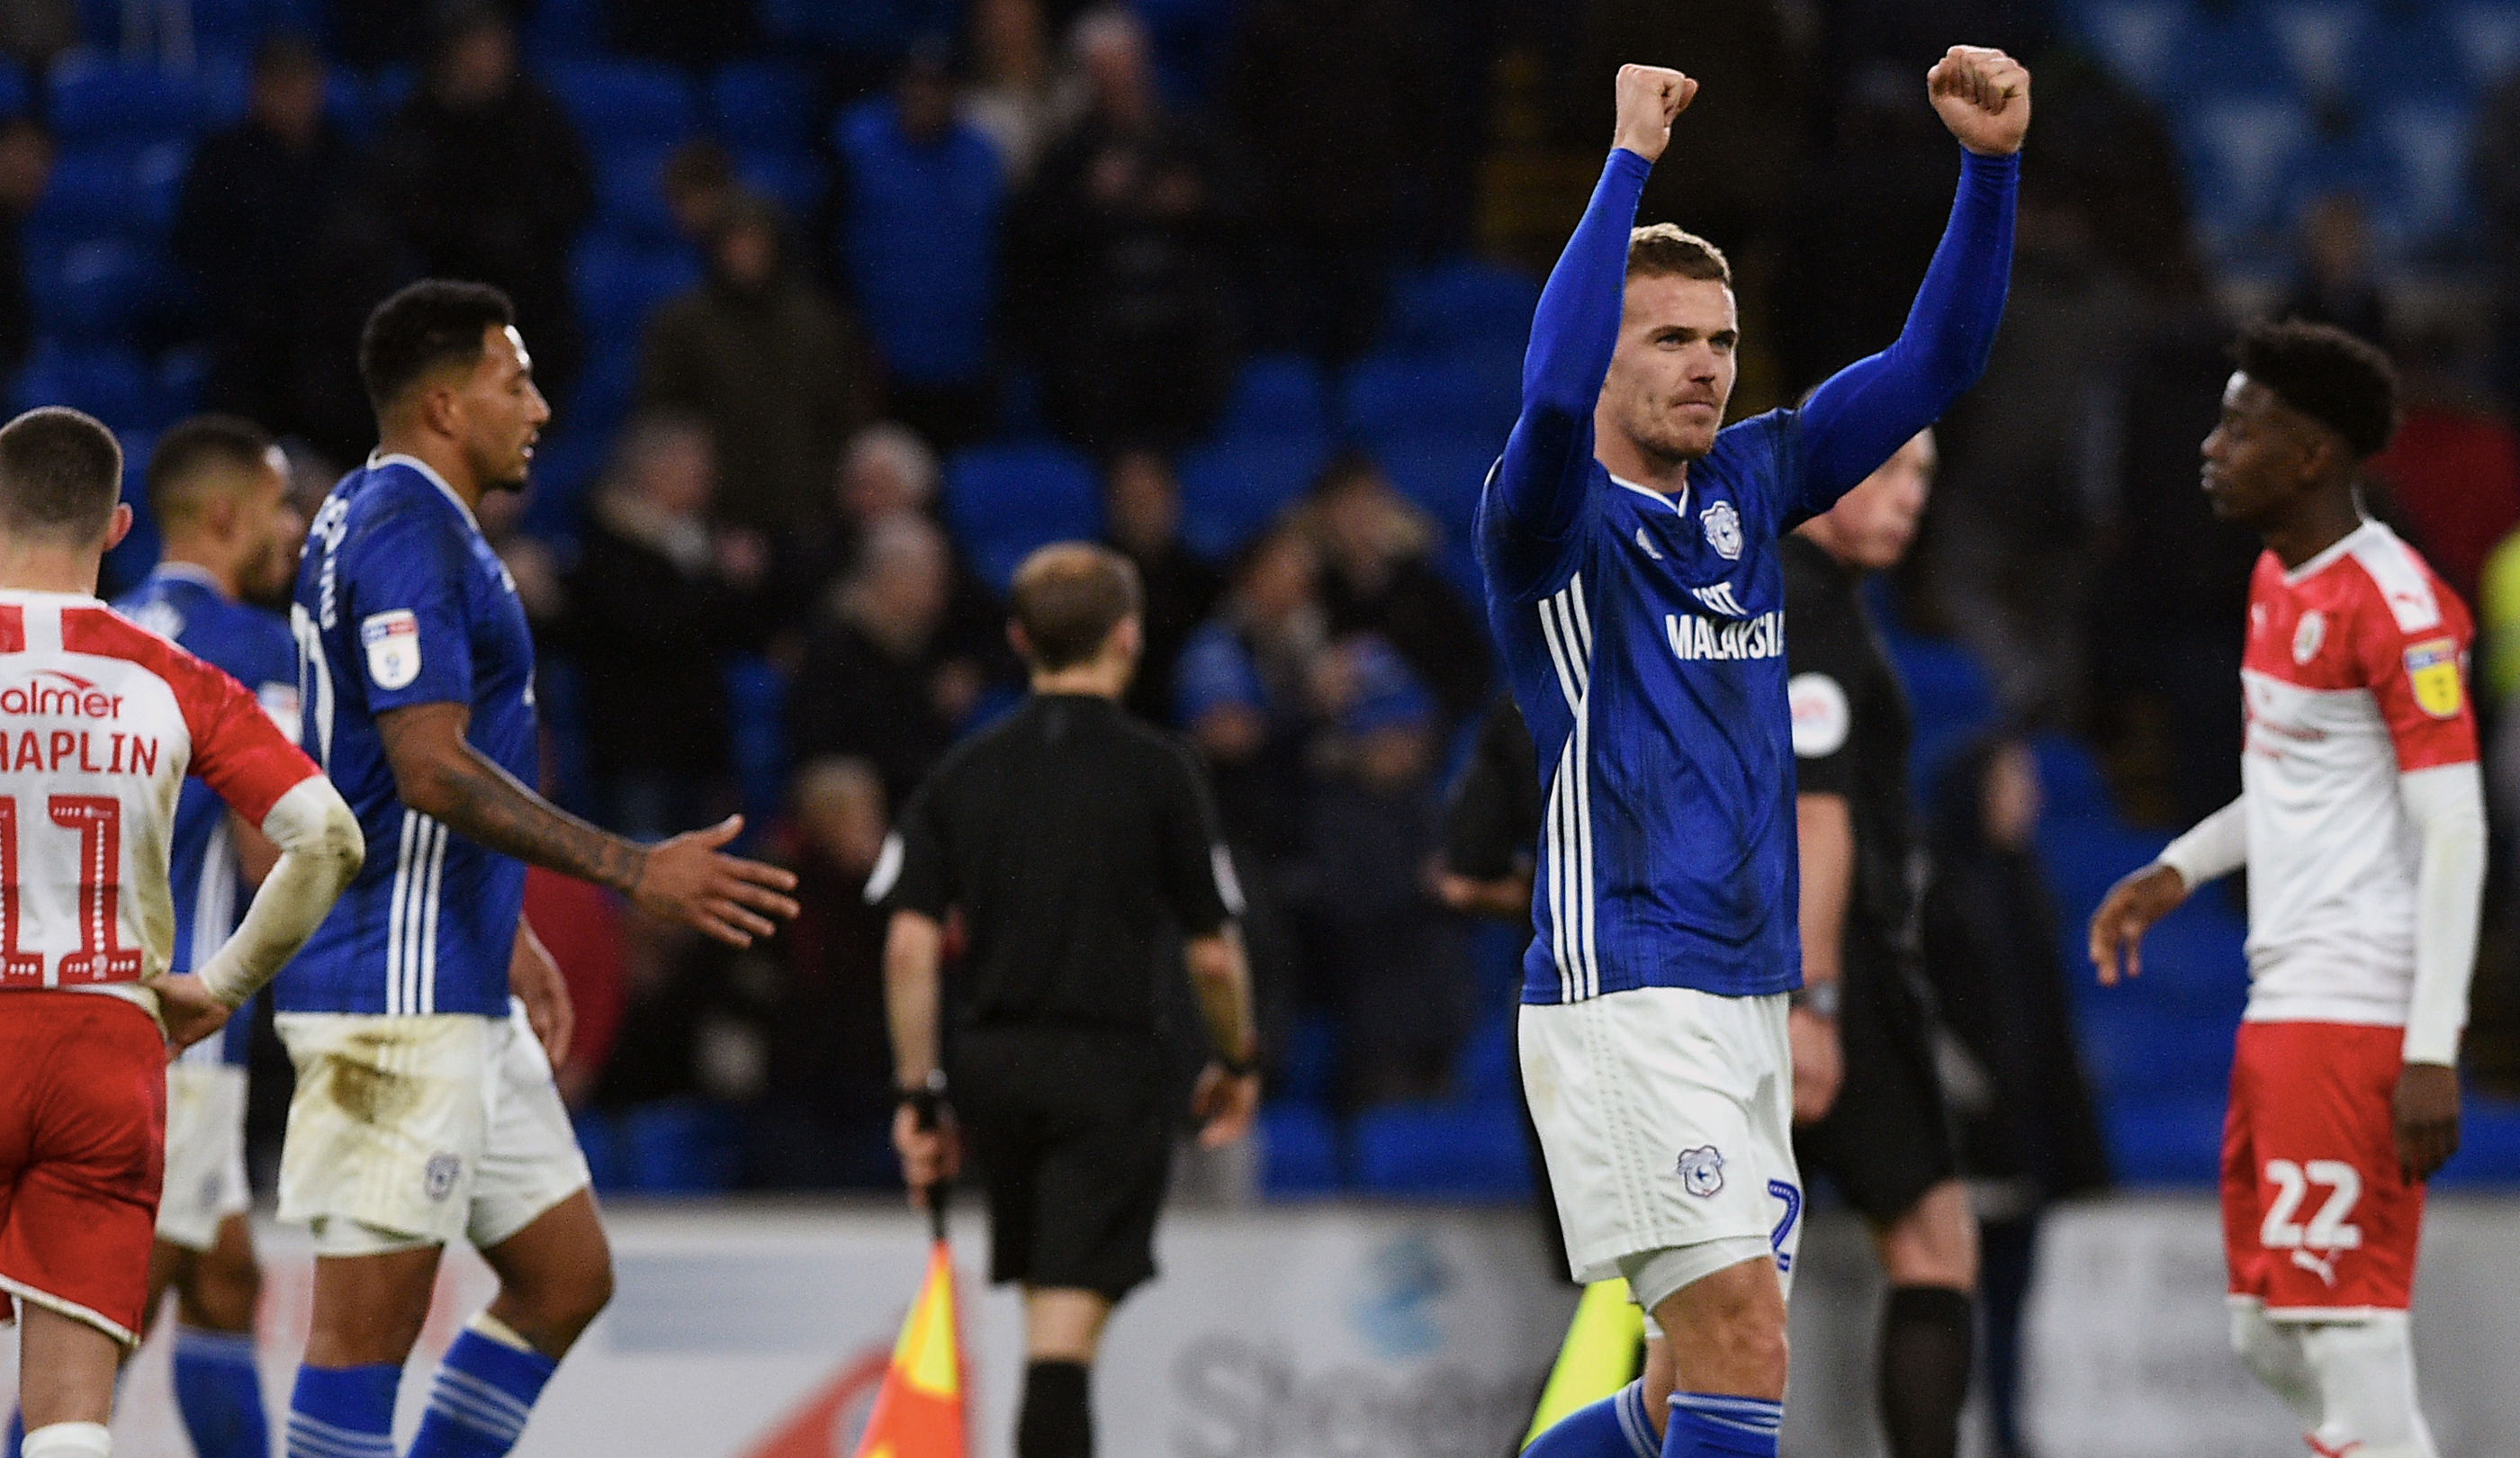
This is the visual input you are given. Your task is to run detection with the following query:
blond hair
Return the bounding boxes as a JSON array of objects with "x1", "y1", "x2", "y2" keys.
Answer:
[{"x1": 1627, "y1": 223, "x2": 1732, "y2": 286}]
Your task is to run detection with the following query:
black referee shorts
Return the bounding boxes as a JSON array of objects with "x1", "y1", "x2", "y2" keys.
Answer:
[
  {"x1": 1795, "y1": 946, "x2": 1959, "y2": 1226},
  {"x1": 950, "y1": 1025, "x2": 1175, "y2": 1303}
]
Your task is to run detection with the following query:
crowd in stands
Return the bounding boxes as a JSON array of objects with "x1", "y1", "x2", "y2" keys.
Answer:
[{"x1": 5, "y1": 0, "x2": 2520, "y2": 1198}]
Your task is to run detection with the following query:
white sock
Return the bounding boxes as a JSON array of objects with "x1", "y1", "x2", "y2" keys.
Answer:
[
  {"x1": 2229, "y1": 1300, "x2": 2322, "y2": 1430},
  {"x1": 22, "y1": 1422, "x2": 111, "y2": 1457},
  {"x1": 2300, "y1": 1314, "x2": 2439, "y2": 1458}
]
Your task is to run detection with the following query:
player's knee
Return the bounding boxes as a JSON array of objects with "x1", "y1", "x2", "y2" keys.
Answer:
[{"x1": 1878, "y1": 1183, "x2": 1977, "y2": 1290}]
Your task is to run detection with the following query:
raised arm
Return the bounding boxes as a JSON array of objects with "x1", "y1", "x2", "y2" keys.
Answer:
[
  {"x1": 1797, "y1": 48, "x2": 2029, "y2": 506},
  {"x1": 1493, "y1": 65, "x2": 1694, "y2": 540}
]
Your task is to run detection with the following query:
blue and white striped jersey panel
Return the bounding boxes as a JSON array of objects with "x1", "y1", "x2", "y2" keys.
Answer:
[
  {"x1": 382, "y1": 810, "x2": 454, "y2": 1016},
  {"x1": 173, "y1": 814, "x2": 239, "y2": 1068},
  {"x1": 1535, "y1": 573, "x2": 1600, "y2": 1003}
]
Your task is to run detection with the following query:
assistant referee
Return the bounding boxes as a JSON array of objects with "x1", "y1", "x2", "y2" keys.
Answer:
[{"x1": 875, "y1": 541, "x2": 1261, "y2": 1458}]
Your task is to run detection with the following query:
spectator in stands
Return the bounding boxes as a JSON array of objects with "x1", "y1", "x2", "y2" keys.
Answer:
[
  {"x1": 962, "y1": 0, "x2": 1065, "y2": 186},
  {"x1": 2278, "y1": 194, "x2": 2388, "y2": 346},
  {"x1": 1176, "y1": 524, "x2": 1326, "y2": 866},
  {"x1": 172, "y1": 36, "x2": 366, "y2": 452},
  {"x1": 561, "y1": 414, "x2": 769, "y2": 840},
  {"x1": 660, "y1": 140, "x2": 739, "y2": 250},
  {"x1": 0, "y1": 112, "x2": 48, "y2": 382},
  {"x1": 835, "y1": 45, "x2": 1006, "y2": 453},
  {"x1": 2479, "y1": 66, "x2": 2520, "y2": 403},
  {"x1": 1225, "y1": 0, "x2": 1436, "y2": 363},
  {"x1": 1920, "y1": 735, "x2": 2109, "y2": 1458},
  {"x1": 1102, "y1": 447, "x2": 1220, "y2": 724},
  {"x1": 1285, "y1": 638, "x2": 1471, "y2": 1109},
  {"x1": 788, "y1": 514, "x2": 970, "y2": 806},
  {"x1": 639, "y1": 193, "x2": 864, "y2": 536},
  {"x1": 1305, "y1": 452, "x2": 1488, "y2": 724},
  {"x1": 370, "y1": 4, "x2": 596, "y2": 405},
  {"x1": 1012, "y1": 5, "x2": 1239, "y2": 450},
  {"x1": 747, "y1": 758, "x2": 900, "y2": 1188},
  {"x1": 2366, "y1": 324, "x2": 2520, "y2": 607}
]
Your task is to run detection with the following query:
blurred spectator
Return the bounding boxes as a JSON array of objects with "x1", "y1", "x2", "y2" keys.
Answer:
[
  {"x1": 172, "y1": 36, "x2": 369, "y2": 452},
  {"x1": 788, "y1": 514, "x2": 972, "y2": 806},
  {"x1": 370, "y1": 4, "x2": 596, "y2": 406},
  {"x1": 1285, "y1": 638, "x2": 1471, "y2": 1108},
  {"x1": 660, "y1": 140, "x2": 739, "y2": 250},
  {"x1": 1920, "y1": 736, "x2": 2110, "y2": 1458},
  {"x1": 2479, "y1": 65, "x2": 2520, "y2": 402},
  {"x1": 639, "y1": 194, "x2": 864, "y2": 536},
  {"x1": 835, "y1": 47, "x2": 1007, "y2": 453},
  {"x1": 1224, "y1": 0, "x2": 1436, "y2": 362},
  {"x1": 746, "y1": 758, "x2": 900, "y2": 1188},
  {"x1": 0, "y1": 113, "x2": 48, "y2": 381},
  {"x1": 474, "y1": 483, "x2": 567, "y2": 634},
  {"x1": 962, "y1": 0, "x2": 1065, "y2": 186},
  {"x1": 2277, "y1": 194, "x2": 2388, "y2": 346},
  {"x1": 1305, "y1": 452, "x2": 1488, "y2": 724},
  {"x1": 1175, "y1": 524, "x2": 1327, "y2": 865},
  {"x1": 561, "y1": 414, "x2": 769, "y2": 840},
  {"x1": 1012, "y1": 6, "x2": 1239, "y2": 450},
  {"x1": 2364, "y1": 325, "x2": 2520, "y2": 608},
  {"x1": 1102, "y1": 447, "x2": 1220, "y2": 724}
]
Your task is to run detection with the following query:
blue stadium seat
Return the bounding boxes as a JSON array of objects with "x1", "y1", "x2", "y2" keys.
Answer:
[
  {"x1": 2103, "y1": 1094, "x2": 2227, "y2": 1184},
  {"x1": 1387, "y1": 261, "x2": 1538, "y2": 354},
  {"x1": 2036, "y1": 818, "x2": 2169, "y2": 922},
  {"x1": 622, "y1": 1098, "x2": 740, "y2": 1193},
  {"x1": 2353, "y1": 9, "x2": 2467, "y2": 104},
  {"x1": 28, "y1": 147, "x2": 157, "y2": 238},
  {"x1": 1217, "y1": 354, "x2": 1330, "y2": 439},
  {"x1": 14, "y1": 344, "x2": 157, "y2": 431},
  {"x1": 2180, "y1": 96, "x2": 2311, "y2": 252},
  {"x1": 1176, "y1": 433, "x2": 1326, "y2": 561},
  {"x1": 593, "y1": 146, "x2": 684, "y2": 246},
  {"x1": 1274, "y1": 1012, "x2": 1337, "y2": 1105},
  {"x1": 48, "y1": 59, "x2": 198, "y2": 149},
  {"x1": 2436, "y1": 1095, "x2": 2520, "y2": 1186},
  {"x1": 709, "y1": 60, "x2": 819, "y2": 152},
  {"x1": 573, "y1": 1112, "x2": 632, "y2": 1192},
  {"x1": 2075, "y1": 1003, "x2": 2233, "y2": 1101},
  {"x1": 2450, "y1": 2, "x2": 2520, "y2": 91},
  {"x1": 2030, "y1": 733, "x2": 2115, "y2": 823},
  {"x1": 1884, "y1": 631, "x2": 2001, "y2": 780},
  {"x1": 2375, "y1": 104, "x2": 2475, "y2": 242},
  {"x1": 724, "y1": 655, "x2": 789, "y2": 836},
  {"x1": 2263, "y1": 0, "x2": 2368, "y2": 97},
  {"x1": 544, "y1": 58, "x2": 695, "y2": 152},
  {"x1": 759, "y1": 0, "x2": 953, "y2": 52},
  {"x1": 31, "y1": 237, "x2": 158, "y2": 342},
  {"x1": 1133, "y1": 0, "x2": 1237, "y2": 107},
  {"x1": 942, "y1": 440, "x2": 1102, "y2": 593},
  {"x1": 1370, "y1": 432, "x2": 1494, "y2": 542},
  {"x1": 570, "y1": 236, "x2": 701, "y2": 341},
  {"x1": 522, "y1": 0, "x2": 605, "y2": 60},
  {"x1": 2174, "y1": 4, "x2": 2294, "y2": 98},
  {"x1": 0, "y1": 61, "x2": 30, "y2": 121},
  {"x1": 1259, "y1": 1101, "x2": 1342, "y2": 1196},
  {"x1": 733, "y1": 148, "x2": 829, "y2": 222},
  {"x1": 1454, "y1": 1012, "x2": 1517, "y2": 1106},
  {"x1": 2072, "y1": 1, "x2": 2185, "y2": 96},
  {"x1": 1341, "y1": 346, "x2": 1521, "y2": 445},
  {"x1": 1354, "y1": 1102, "x2": 1530, "y2": 1201}
]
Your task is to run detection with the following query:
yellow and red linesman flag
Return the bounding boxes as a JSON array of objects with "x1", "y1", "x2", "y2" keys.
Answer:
[{"x1": 851, "y1": 1240, "x2": 968, "y2": 1458}]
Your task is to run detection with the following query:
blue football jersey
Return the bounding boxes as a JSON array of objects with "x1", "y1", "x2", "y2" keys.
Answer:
[
  {"x1": 282, "y1": 455, "x2": 536, "y2": 1017},
  {"x1": 1481, "y1": 411, "x2": 1830, "y2": 1006},
  {"x1": 114, "y1": 564, "x2": 302, "y2": 1063}
]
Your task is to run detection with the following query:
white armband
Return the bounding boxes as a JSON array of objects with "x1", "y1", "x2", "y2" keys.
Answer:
[
  {"x1": 2399, "y1": 762, "x2": 2485, "y2": 1066},
  {"x1": 194, "y1": 776, "x2": 365, "y2": 1008},
  {"x1": 2156, "y1": 794, "x2": 2248, "y2": 890}
]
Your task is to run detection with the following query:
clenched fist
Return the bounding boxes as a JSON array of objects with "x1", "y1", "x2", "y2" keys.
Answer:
[
  {"x1": 1928, "y1": 45, "x2": 2031, "y2": 156},
  {"x1": 1613, "y1": 63, "x2": 1696, "y2": 164}
]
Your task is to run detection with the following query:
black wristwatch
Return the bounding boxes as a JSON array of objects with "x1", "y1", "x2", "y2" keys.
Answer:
[{"x1": 1789, "y1": 982, "x2": 1841, "y2": 1020}]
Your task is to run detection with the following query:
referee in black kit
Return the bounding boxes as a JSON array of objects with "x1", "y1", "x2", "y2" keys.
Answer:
[
  {"x1": 1782, "y1": 429, "x2": 1979, "y2": 1458},
  {"x1": 874, "y1": 541, "x2": 1261, "y2": 1458}
]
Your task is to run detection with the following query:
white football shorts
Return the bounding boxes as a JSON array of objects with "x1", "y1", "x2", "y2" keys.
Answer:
[
  {"x1": 157, "y1": 1060, "x2": 251, "y2": 1251},
  {"x1": 275, "y1": 998, "x2": 590, "y2": 1253},
  {"x1": 1520, "y1": 986, "x2": 1802, "y2": 1305}
]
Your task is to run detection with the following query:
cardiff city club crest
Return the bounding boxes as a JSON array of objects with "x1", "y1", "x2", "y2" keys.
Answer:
[
  {"x1": 1700, "y1": 500, "x2": 1742, "y2": 561},
  {"x1": 1677, "y1": 1145, "x2": 1725, "y2": 1198}
]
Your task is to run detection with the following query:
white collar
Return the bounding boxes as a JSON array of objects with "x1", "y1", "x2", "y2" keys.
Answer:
[
  {"x1": 370, "y1": 452, "x2": 482, "y2": 534},
  {"x1": 2282, "y1": 518, "x2": 2378, "y2": 586},
  {"x1": 1610, "y1": 472, "x2": 1687, "y2": 517},
  {"x1": 0, "y1": 587, "x2": 101, "y2": 605}
]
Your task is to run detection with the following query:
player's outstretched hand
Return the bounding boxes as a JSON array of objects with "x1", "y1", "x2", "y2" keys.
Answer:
[
  {"x1": 149, "y1": 973, "x2": 234, "y2": 1055},
  {"x1": 1927, "y1": 45, "x2": 2030, "y2": 156},
  {"x1": 2089, "y1": 863, "x2": 2190, "y2": 985},
  {"x1": 1613, "y1": 63, "x2": 1696, "y2": 164},
  {"x1": 893, "y1": 1102, "x2": 961, "y2": 1206},
  {"x1": 2393, "y1": 1063, "x2": 2461, "y2": 1182},
  {"x1": 1191, "y1": 1063, "x2": 1261, "y2": 1149},
  {"x1": 630, "y1": 815, "x2": 801, "y2": 947}
]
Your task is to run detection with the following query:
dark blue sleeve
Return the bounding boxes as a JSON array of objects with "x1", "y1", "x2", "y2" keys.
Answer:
[
  {"x1": 343, "y1": 502, "x2": 475, "y2": 712},
  {"x1": 1482, "y1": 148, "x2": 1651, "y2": 574},
  {"x1": 1790, "y1": 148, "x2": 2019, "y2": 517}
]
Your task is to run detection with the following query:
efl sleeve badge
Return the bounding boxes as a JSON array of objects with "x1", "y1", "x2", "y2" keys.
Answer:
[
  {"x1": 360, "y1": 609, "x2": 423, "y2": 691},
  {"x1": 2403, "y1": 637, "x2": 2463, "y2": 719}
]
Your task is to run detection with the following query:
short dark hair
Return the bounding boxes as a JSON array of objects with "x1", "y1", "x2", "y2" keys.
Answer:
[
  {"x1": 0, "y1": 408, "x2": 123, "y2": 542},
  {"x1": 358, "y1": 279, "x2": 515, "y2": 415},
  {"x1": 1627, "y1": 223, "x2": 1732, "y2": 287},
  {"x1": 2234, "y1": 318, "x2": 2399, "y2": 459},
  {"x1": 1010, "y1": 542, "x2": 1142, "y2": 670},
  {"x1": 148, "y1": 414, "x2": 274, "y2": 531}
]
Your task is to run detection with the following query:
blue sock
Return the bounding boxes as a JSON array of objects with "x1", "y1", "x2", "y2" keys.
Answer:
[
  {"x1": 287, "y1": 1363, "x2": 400, "y2": 1458},
  {"x1": 1662, "y1": 1392, "x2": 1782, "y2": 1457},
  {"x1": 173, "y1": 1326, "x2": 272, "y2": 1458},
  {"x1": 1525, "y1": 1381, "x2": 1660, "y2": 1458},
  {"x1": 405, "y1": 1325, "x2": 558, "y2": 1458},
  {"x1": 5, "y1": 1407, "x2": 19, "y2": 1457}
]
